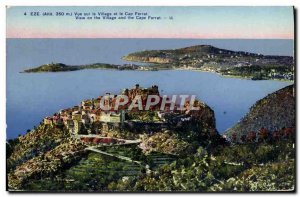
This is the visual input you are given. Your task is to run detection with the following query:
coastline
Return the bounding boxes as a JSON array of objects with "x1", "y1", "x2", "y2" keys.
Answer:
[{"x1": 21, "y1": 64, "x2": 294, "y2": 82}]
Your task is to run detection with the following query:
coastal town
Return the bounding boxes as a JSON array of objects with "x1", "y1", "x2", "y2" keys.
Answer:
[{"x1": 123, "y1": 45, "x2": 294, "y2": 81}]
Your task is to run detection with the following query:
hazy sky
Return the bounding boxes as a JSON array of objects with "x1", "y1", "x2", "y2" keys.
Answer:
[{"x1": 7, "y1": 6, "x2": 294, "y2": 39}]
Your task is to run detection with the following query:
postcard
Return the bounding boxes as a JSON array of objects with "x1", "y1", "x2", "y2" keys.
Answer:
[{"x1": 6, "y1": 6, "x2": 295, "y2": 192}]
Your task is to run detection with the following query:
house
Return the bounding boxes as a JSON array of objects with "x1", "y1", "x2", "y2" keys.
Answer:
[
  {"x1": 82, "y1": 110, "x2": 90, "y2": 115},
  {"x1": 89, "y1": 109, "x2": 99, "y2": 123},
  {"x1": 73, "y1": 120, "x2": 82, "y2": 135},
  {"x1": 62, "y1": 113, "x2": 72, "y2": 125},
  {"x1": 81, "y1": 99, "x2": 92, "y2": 106},
  {"x1": 157, "y1": 111, "x2": 166, "y2": 121},
  {"x1": 100, "y1": 111, "x2": 111, "y2": 122},
  {"x1": 59, "y1": 109, "x2": 66, "y2": 115},
  {"x1": 72, "y1": 106, "x2": 80, "y2": 111},
  {"x1": 94, "y1": 98, "x2": 101, "y2": 109},
  {"x1": 95, "y1": 110, "x2": 102, "y2": 121},
  {"x1": 101, "y1": 123, "x2": 109, "y2": 132},
  {"x1": 110, "y1": 111, "x2": 122, "y2": 123},
  {"x1": 99, "y1": 110, "x2": 125, "y2": 123},
  {"x1": 82, "y1": 101, "x2": 93, "y2": 110},
  {"x1": 72, "y1": 111, "x2": 81, "y2": 121},
  {"x1": 65, "y1": 119, "x2": 74, "y2": 130},
  {"x1": 81, "y1": 114, "x2": 90, "y2": 124},
  {"x1": 43, "y1": 117, "x2": 53, "y2": 125},
  {"x1": 52, "y1": 116, "x2": 63, "y2": 125}
]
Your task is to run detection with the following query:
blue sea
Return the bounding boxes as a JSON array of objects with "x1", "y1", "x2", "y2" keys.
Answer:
[{"x1": 6, "y1": 39, "x2": 293, "y2": 139}]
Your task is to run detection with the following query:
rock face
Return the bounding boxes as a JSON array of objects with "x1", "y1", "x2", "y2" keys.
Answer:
[
  {"x1": 225, "y1": 85, "x2": 295, "y2": 139},
  {"x1": 139, "y1": 131, "x2": 192, "y2": 156}
]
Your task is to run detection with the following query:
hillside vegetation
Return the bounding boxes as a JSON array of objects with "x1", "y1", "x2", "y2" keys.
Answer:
[
  {"x1": 22, "y1": 63, "x2": 120, "y2": 73},
  {"x1": 123, "y1": 45, "x2": 294, "y2": 80},
  {"x1": 225, "y1": 85, "x2": 295, "y2": 140}
]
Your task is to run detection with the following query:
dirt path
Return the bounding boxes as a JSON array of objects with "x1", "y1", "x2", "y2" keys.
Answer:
[{"x1": 85, "y1": 147, "x2": 143, "y2": 166}]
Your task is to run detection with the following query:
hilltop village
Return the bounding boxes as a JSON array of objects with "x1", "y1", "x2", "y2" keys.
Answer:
[{"x1": 42, "y1": 84, "x2": 199, "y2": 141}]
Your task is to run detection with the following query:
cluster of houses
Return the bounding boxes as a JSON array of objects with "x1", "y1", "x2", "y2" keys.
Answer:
[
  {"x1": 43, "y1": 107, "x2": 125, "y2": 136},
  {"x1": 268, "y1": 69, "x2": 294, "y2": 80},
  {"x1": 42, "y1": 84, "x2": 200, "y2": 140},
  {"x1": 42, "y1": 84, "x2": 162, "y2": 136}
]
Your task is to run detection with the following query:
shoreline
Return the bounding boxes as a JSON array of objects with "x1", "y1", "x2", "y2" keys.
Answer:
[{"x1": 21, "y1": 65, "x2": 294, "y2": 82}]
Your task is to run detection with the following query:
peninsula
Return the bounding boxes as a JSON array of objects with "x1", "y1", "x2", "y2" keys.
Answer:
[
  {"x1": 123, "y1": 45, "x2": 294, "y2": 80},
  {"x1": 22, "y1": 45, "x2": 294, "y2": 81},
  {"x1": 22, "y1": 62, "x2": 141, "y2": 73}
]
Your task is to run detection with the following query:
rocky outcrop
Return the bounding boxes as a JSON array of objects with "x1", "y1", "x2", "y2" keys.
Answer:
[
  {"x1": 186, "y1": 100, "x2": 217, "y2": 134},
  {"x1": 139, "y1": 131, "x2": 193, "y2": 156},
  {"x1": 225, "y1": 85, "x2": 295, "y2": 139}
]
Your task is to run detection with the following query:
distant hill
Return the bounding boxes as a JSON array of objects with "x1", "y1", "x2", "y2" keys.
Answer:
[
  {"x1": 123, "y1": 44, "x2": 293, "y2": 66},
  {"x1": 22, "y1": 63, "x2": 121, "y2": 73},
  {"x1": 22, "y1": 45, "x2": 294, "y2": 81},
  {"x1": 123, "y1": 45, "x2": 294, "y2": 80},
  {"x1": 124, "y1": 45, "x2": 254, "y2": 59},
  {"x1": 225, "y1": 85, "x2": 295, "y2": 139},
  {"x1": 23, "y1": 63, "x2": 79, "y2": 72}
]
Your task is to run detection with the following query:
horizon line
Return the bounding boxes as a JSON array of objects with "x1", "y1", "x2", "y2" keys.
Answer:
[{"x1": 6, "y1": 37, "x2": 294, "y2": 40}]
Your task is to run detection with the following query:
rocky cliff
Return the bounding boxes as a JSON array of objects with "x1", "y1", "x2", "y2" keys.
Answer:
[
  {"x1": 225, "y1": 85, "x2": 295, "y2": 139},
  {"x1": 122, "y1": 56, "x2": 172, "y2": 64}
]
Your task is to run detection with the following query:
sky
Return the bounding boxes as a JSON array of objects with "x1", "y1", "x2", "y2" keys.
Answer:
[{"x1": 6, "y1": 6, "x2": 294, "y2": 39}]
